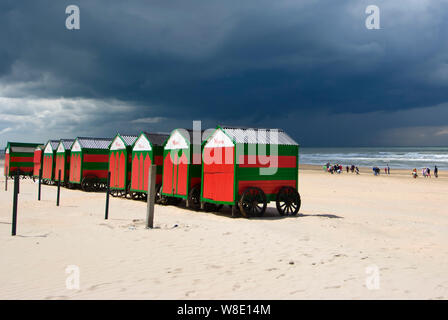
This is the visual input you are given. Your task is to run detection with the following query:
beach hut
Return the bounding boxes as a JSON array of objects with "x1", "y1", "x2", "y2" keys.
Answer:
[
  {"x1": 108, "y1": 134, "x2": 138, "y2": 197},
  {"x1": 129, "y1": 132, "x2": 170, "y2": 201},
  {"x1": 54, "y1": 139, "x2": 75, "y2": 185},
  {"x1": 42, "y1": 140, "x2": 60, "y2": 183},
  {"x1": 161, "y1": 129, "x2": 206, "y2": 206},
  {"x1": 200, "y1": 126, "x2": 301, "y2": 217},
  {"x1": 4, "y1": 142, "x2": 41, "y2": 177},
  {"x1": 69, "y1": 137, "x2": 112, "y2": 191},
  {"x1": 33, "y1": 145, "x2": 45, "y2": 178}
]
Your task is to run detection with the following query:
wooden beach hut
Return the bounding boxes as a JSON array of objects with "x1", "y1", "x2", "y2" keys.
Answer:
[
  {"x1": 4, "y1": 142, "x2": 41, "y2": 177},
  {"x1": 161, "y1": 129, "x2": 206, "y2": 206},
  {"x1": 108, "y1": 134, "x2": 138, "y2": 197},
  {"x1": 68, "y1": 137, "x2": 112, "y2": 191},
  {"x1": 200, "y1": 126, "x2": 301, "y2": 217},
  {"x1": 54, "y1": 139, "x2": 75, "y2": 185},
  {"x1": 42, "y1": 140, "x2": 60, "y2": 183},
  {"x1": 129, "y1": 132, "x2": 170, "y2": 201},
  {"x1": 33, "y1": 145, "x2": 45, "y2": 178}
]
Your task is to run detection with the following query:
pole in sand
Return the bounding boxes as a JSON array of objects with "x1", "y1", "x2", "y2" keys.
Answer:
[
  {"x1": 5, "y1": 174, "x2": 7, "y2": 191},
  {"x1": 105, "y1": 171, "x2": 111, "y2": 220},
  {"x1": 38, "y1": 167, "x2": 42, "y2": 201},
  {"x1": 56, "y1": 170, "x2": 61, "y2": 206},
  {"x1": 146, "y1": 164, "x2": 157, "y2": 229},
  {"x1": 11, "y1": 175, "x2": 19, "y2": 236}
]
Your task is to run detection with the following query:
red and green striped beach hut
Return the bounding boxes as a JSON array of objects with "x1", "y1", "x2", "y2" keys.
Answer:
[
  {"x1": 161, "y1": 129, "x2": 206, "y2": 207},
  {"x1": 54, "y1": 139, "x2": 75, "y2": 185},
  {"x1": 129, "y1": 132, "x2": 169, "y2": 201},
  {"x1": 33, "y1": 145, "x2": 45, "y2": 178},
  {"x1": 4, "y1": 142, "x2": 41, "y2": 177},
  {"x1": 200, "y1": 126, "x2": 301, "y2": 217},
  {"x1": 69, "y1": 137, "x2": 112, "y2": 191},
  {"x1": 42, "y1": 140, "x2": 60, "y2": 183},
  {"x1": 108, "y1": 134, "x2": 138, "y2": 197}
]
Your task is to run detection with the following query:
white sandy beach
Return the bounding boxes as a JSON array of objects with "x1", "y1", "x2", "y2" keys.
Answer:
[{"x1": 0, "y1": 164, "x2": 447, "y2": 299}]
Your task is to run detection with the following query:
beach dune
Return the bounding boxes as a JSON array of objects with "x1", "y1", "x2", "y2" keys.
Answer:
[{"x1": 0, "y1": 165, "x2": 447, "y2": 299}]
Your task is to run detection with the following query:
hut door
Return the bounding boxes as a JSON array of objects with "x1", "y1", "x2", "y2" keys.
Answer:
[
  {"x1": 162, "y1": 149, "x2": 188, "y2": 196},
  {"x1": 162, "y1": 151, "x2": 174, "y2": 194},
  {"x1": 203, "y1": 147, "x2": 234, "y2": 202}
]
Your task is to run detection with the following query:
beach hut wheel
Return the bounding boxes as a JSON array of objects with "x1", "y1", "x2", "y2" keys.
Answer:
[
  {"x1": 238, "y1": 187, "x2": 267, "y2": 218},
  {"x1": 276, "y1": 186, "x2": 301, "y2": 216},
  {"x1": 187, "y1": 184, "x2": 201, "y2": 210},
  {"x1": 155, "y1": 184, "x2": 168, "y2": 205}
]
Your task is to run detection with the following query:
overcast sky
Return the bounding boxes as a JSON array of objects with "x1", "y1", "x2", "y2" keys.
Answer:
[{"x1": 1, "y1": 0, "x2": 448, "y2": 148}]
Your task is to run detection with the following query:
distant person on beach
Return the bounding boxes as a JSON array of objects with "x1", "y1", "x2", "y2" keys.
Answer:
[
  {"x1": 412, "y1": 168, "x2": 418, "y2": 178},
  {"x1": 422, "y1": 168, "x2": 426, "y2": 178},
  {"x1": 346, "y1": 166, "x2": 349, "y2": 173},
  {"x1": 355, "y1": 166, "x2": 359, "y2": 175},
  {"x1": 387, "y1": 165, "x2": 390, "y2": 175},
  {"x1": 434, "y1": 166, "x2": 438, "y2": 178},
  {"x1": 373, "y1": 167, "x2": 380, "y2": 176},
  {"x1": 427, "y1": 168, "x2": 431, "y2": 178},
  {"x1": 384, "y1": 167, "x2": 387, "y2": 174}
]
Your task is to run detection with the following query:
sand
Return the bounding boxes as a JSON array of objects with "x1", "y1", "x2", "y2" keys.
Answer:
[{"x1": 0, "y1": 165, "x2": 447, "y2": 300}]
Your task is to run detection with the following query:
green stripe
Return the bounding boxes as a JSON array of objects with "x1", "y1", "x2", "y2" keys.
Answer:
[
  {"x1": 236, "y1": 167, "x2": 298, "y2": 181},
  {"x1": 235, "y1": 144, "x2": 298, "y2": 156},
  {"x1": 189, "y1": 164, "x2": 201, "y2": 178},
  {"x1": 83, "y1": 162, "x2": 108, "y2": 170},
  {"x1": 9, "y1": 161, "x2": 34, "y2": 167},
  {"x1": 83, "y1": 150, "x2": 109, "y2": 155},
  {"x1": 9, "y1": 152, "x2": 35, "y2": 157}
]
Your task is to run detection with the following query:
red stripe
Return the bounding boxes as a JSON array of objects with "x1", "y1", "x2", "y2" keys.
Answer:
[
  {"x1": 84, "y1": 154, "x2": 109, "y2": 162},
  {"x1": 82, "y1": 170, "x2": 108, "y2": 179},
  {"x1": 9, "y1": 167, "x2": 33, "y2": 172},
  {"x1": 238, "y1": 155, "x2": 296, "y2": 168},
  {"x1": 10, "y1": 156, "x2": 34, "y2": 162},
  {"x1": 238, "y1": 180, "x2": 296, "y2": 195},
  {"x1": 154, "y1": 155, "x2": 163, "y2": 165}
]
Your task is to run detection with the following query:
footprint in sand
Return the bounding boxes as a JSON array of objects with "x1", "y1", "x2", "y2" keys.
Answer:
[
  {"x1": 185, "y1": 290, "x2": 196, "y2": 297},
  {"x1": 88, "y1": 282, "x2": 112, "y2": 291},
  {"x1": 324, "y1": 285, "x2": 341, "y2": 289},
  {"x1": 45, "y1": 295, "x2": 69, "y2": 300}
]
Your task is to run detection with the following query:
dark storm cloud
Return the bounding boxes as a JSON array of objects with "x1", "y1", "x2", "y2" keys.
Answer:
[{"x1": 1, "y1": 0, "x2": 448, "y2": 146}]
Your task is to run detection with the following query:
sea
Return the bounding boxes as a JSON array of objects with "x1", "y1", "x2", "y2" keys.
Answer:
[{"x1": 300, "y1": 147, "x2": 448, "y2": 170}]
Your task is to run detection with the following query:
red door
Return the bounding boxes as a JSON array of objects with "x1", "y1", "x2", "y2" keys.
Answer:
[
  {"x1": 176, "y1": 152, "x2": 188, "y2": 196},
  {"x1": 203, "y1": 147, "x2": 234, "y2": 202},
  {"x1": 162, "y1": 152, "x2": 174, "y2": 194},
  {"x1": 162, "y1": 149, "x2": 189, "y2": 196}
]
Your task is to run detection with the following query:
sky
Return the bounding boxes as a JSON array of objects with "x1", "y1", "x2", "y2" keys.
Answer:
[{"x1": 1, "y1": 0, "x2": 448, "y2": 148}]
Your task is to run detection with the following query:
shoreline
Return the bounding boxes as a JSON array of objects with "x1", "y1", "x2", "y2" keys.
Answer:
[{"x1": 299, "y1": 163, "x2": 446, "y2": 179}]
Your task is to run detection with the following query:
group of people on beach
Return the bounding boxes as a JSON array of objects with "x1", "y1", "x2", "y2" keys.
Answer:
[
  {"x1": 412, "y1": 166, "x2": 438, "y2": 179},
  {"x1": 324, "y1": 162, "x2": 440, "y2": 179},
  {"x1": 373, "y1": 165, "x2": 390, "y2": 176},
  {"x1": 324, "y1": 163, "x2": 359, "y2": 175}
]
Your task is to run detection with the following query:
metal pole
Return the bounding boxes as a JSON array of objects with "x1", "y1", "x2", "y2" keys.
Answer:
[
  {"x1": 146, "y1": 165, "x2": 157, "y2": 229},
  {"x1": 56, "y1": 170, "x2": 61, "y2": 206},
  {"x1": 38, "y1": 167, "x2": 42, "y2": 201},
  {"x1": 11, "y1": 175, "x2": 19, "y2": 236},
  {"x1": 5, "y1": 175, "x2": 7, "y2": 191},
  {"x1": 105, "y1": 171, "x2": 111, "y2": 220}
]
